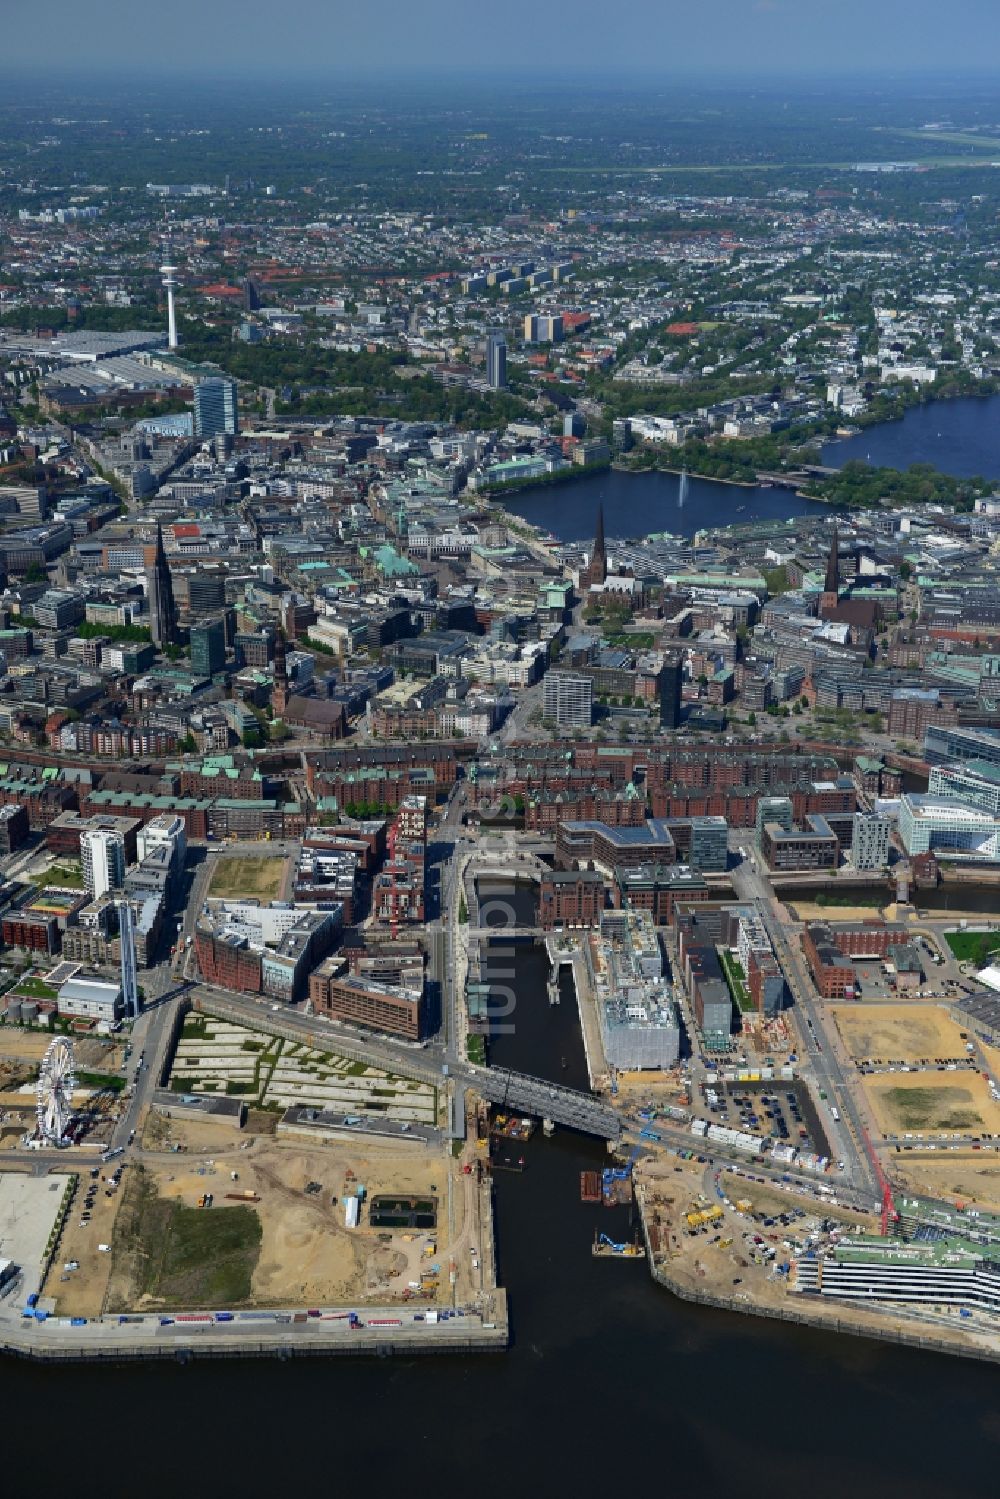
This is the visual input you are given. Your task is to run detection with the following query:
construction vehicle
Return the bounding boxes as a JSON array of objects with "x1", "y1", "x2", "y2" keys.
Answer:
[{"x1": 593, "y1": 1231, "x2": 645, "y2": 1259}]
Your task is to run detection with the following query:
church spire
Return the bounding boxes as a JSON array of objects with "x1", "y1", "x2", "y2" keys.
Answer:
[
  {"x1": 148, "y1": 521, "x2": 176, "y2": 647},
  {"x1": 590, "y1": 502, "x2": 607, "y2": 585},
  {"x1": 272, "y1": 626, "x2": 289, "y2": 715}
]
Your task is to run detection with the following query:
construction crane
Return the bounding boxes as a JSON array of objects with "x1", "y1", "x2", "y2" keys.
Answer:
[{"x1": 859, "y1": 1119, "x2": 899, "y2": 1237}]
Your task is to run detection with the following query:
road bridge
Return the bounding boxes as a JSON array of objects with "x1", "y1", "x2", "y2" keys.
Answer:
[
  {"x1": 469, "y1": 1065, "x2": 621, "y2": 1142},
  {"x1": 466, "y1": 927, "x2": 543, "y2": 939}
]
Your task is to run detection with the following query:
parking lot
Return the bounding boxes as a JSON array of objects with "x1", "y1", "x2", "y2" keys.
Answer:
[
  {"x1": 706, "y1": 1082, "x2": 832, "y2": 1160},
  {"x1": 0, "y1": 1172, "x2": 70, "y2": 1299}
]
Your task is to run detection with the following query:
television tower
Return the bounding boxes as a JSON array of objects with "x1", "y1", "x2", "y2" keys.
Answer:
[{"x1": 160, "y1": 251, "x2": 179, "y2": 350}]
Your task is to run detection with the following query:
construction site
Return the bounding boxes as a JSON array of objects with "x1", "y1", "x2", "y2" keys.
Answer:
[
  {"x1": 634, "y1": 1150, "x2": 1000, "y2": 1361},
  {"x1": 36, "y1": 1097, "x2": 497, "y2": 1324}
]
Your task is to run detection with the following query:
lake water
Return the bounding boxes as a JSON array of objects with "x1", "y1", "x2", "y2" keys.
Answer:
[
  {"x1": 501, "y1": 467, "x2": 829, "y2": 543},
  {"x1": 6, "y1": 891, "x2": 999, "y2": 1497},
  {"x1": 502, "y1": 394, "x2": 1000, "y2": 544},
  {"x1": 822, "y1": 394, "x2": 1000, "y2": 481}
]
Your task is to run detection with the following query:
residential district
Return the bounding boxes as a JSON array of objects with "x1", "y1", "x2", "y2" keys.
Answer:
[{"x1": 3, "y1": 109, "x2": 1000, "y2": 1362}]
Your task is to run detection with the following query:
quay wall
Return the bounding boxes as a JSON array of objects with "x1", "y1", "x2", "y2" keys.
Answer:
[{"x1": 637, "y1": 1197, "x2": 998, "y2": 1367}]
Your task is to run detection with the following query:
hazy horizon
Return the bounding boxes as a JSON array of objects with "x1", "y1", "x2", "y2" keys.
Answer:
[{"x1": 3, "y1": 0, "x2": 999, "y2": 79}]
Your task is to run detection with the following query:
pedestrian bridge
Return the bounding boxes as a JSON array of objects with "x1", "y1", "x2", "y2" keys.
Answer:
[{"x1": 467, "y1": 1064, "x2": 621, "y2": 1142}]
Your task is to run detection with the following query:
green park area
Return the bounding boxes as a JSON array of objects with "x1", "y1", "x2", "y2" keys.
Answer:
[{"x1": 944, "y1": 930, "x2": 1000, "y2": 968}]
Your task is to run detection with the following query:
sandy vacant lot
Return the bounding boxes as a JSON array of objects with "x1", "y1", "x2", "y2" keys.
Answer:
[
  {"x1": 790, "y1": 902, "x2": 889, "y2": 923},
  {"x1": 0, "y1": 1032, "x2": 58, "y2": 1064},
  {"x1": 833, "y1": 1004, "x2": 970, "y2": 1064},
  {"x1": 896, "y1": 1154, "x2": 1000, "y2": 1214},
  {"x1": 101, "y1": 1130, "x2": 478, "y2": 1314},
  {"x1": 864, "y1": 1071, "x2": 1000, "y2": 1136},
  {"x1": 45, "y1": 1167, "x2": 127, "y2": 1317}
]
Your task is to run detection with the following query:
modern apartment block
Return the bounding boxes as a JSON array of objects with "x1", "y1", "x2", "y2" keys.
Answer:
[
  {"x1": 851, "y1": 812, "x2": 891, "y2": 870},
  {"x1": 81, "y1": 827, "x2": 126, "y2": 898}
]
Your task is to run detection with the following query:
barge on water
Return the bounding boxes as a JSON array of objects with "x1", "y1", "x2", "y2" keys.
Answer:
[
  {"x1": 593, "y1": 1231, "x2": 646, "y2": 1260},
  {"x1": 490, "y1": 1113, "x2": 537, "y2": 1142},
  {"x1": 580, "y1": 1171, "x2": 602, "y2": 1203}
]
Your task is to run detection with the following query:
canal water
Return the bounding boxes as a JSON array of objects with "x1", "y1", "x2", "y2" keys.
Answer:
[
  {"x1": 5, "y1": 882, "x2": 999, "y2": 1496},
  {"x1": 913, "y1": 883, "x2": 1000, "y2": 915}
]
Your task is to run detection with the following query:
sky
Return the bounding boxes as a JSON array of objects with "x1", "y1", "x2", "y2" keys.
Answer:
[{"x1": 3, "y1": 0, "x2": 999, "y2": 77}]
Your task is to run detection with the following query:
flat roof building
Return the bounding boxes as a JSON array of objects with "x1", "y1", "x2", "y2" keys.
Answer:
[{"x1": 899, "y1": 793, "x2": 1000, "y2": 862}]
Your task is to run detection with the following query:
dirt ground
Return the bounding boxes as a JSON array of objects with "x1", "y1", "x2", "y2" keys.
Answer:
[
  {"x1": 44, "y1": 1165, "x2": 128, "y2": 1317},
  {"x1": 635, "y1": 1155, "x2": 874, "y2": 1309},
  {"x1": 0, "y1": 1032, "x2": 59, "y2": 1063},
  {"x1": 863, "y1": 1070, "x2": 1000, "y2": 1136},
  {"x1": 97, "y1": 1122, "x2": 483, "y2": 1313},
  {"x1": 790, "y1": 901, "x2": 890, "y2": 922},
  {"x1": 638, "y1": 1163, "x2": 998, "y2": 1359},
  {"x1": 832, "y1": 1003, "x2": 971, "y2": 1063},
  {"x1": 142, "y1": 1109, "x2": 249, "y2": 1156},
  {"x1": 895, "y1": 1153, "x2": 1000, "y2": 1213},
  {"x1": 717, "y1": 1171, "x2": 879, "y2": 1229}
]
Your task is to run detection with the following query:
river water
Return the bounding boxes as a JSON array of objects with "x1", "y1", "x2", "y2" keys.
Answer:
[
  {"x1": 502, "y1": 394, "x2": 1000, "y2": 543},
  {"x1": 6, "y1": 942, "x2": 999, "y2": 1492}
]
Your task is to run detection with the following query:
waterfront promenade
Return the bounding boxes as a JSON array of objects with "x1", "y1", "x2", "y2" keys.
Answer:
[{"x1": 0, "y1": 1295, "x2": 508, "y2": 1362}]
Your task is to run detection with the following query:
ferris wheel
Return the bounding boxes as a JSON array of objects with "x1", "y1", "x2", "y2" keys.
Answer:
[{"x1": 36, "y1": 1038, "x2": 76, "y2": 1145}]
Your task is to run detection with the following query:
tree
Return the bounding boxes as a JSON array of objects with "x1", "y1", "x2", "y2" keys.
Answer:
[
  {"x1": 747, "y1": 712, "x2": 757, "y2": 727},
  {"x1": 898, "y1": 560, "x2": 912, "y2": 581}
]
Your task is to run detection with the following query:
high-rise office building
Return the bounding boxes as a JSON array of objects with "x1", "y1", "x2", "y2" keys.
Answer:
[
  {"x1": 190, "y1": 616, "x2": 226, "y2": 679},
  {"x1": 186, "y1": 569, "x2": 227, "y2": 615},
  {"x1": 543, "y1": 671, "x2": 593, "y2": 729},
  {"x1": 81, "y1": 828, "x2": 126, "y2": 899},
  {"x1": 688, "y1": 816, "x2": 729, "y2": 872},
  {"x1": 146, "y1": 523, "x2": 177, "y2": 648},
  {"x1": 486, "y1": 331, "x2": 507, "y2": 390},
  {"x1": 660, "y1": 653, "x2": 683, "y2": 730},
  {"x1": 193, "y1": 377, "x2": 239, "y2": 439}
]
